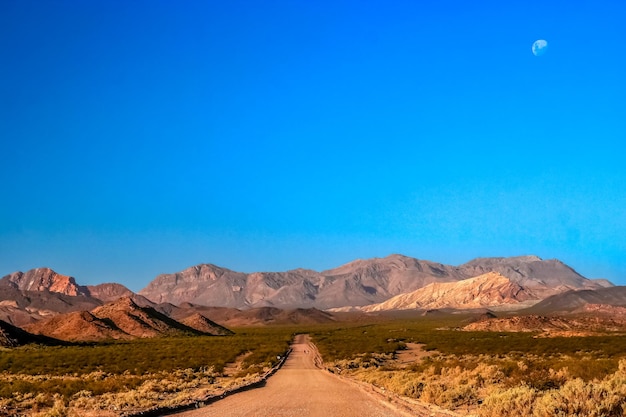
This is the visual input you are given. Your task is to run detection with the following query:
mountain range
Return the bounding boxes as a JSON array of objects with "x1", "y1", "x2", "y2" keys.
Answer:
[
  {"x1": 1, "y1": 254, "x2": 623, "y2": 344},
  {"x1": 137, "y1": 254, "x2": 610, "y2": 309}
]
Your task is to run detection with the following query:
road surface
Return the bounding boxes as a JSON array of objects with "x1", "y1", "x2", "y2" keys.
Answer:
[{"x1": 174, "y1": 334, "x2": 434, "y2": 417}]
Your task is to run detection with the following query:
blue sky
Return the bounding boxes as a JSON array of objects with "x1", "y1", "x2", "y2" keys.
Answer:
[{"x1": 1, "y1": 1, "x2": 625, "y2": 291}]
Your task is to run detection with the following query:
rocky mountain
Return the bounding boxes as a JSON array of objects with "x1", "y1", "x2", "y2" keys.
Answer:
[
  {"x1": 0, "y1": 268, "x2": 137, "y2": 326},
  {"x1": 90, "y1": 297, "x2": 204, "y2": 338},
  {"x1": 139, "y1": 254, "x2": 608, "y2": 310},
  {"x1": 0, "y1": 255, "x2": 612, "y2": 322},
  {"x1": 1, "y1": 267, "x2": 90, "y2": 296},
  {"x1": 138, "y1": 255, "x2": 467, "y2": 309},
  {"x1": 357, "y1": 272, "x2": 535, "y2": 312},
  {"x1": 24, "y1": 310, "x2": 131, "y2": 342}
]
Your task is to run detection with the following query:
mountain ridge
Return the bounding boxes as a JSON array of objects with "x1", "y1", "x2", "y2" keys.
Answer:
[{"x1": 138, "y1": 254, "x2": 609, "y2": 309}]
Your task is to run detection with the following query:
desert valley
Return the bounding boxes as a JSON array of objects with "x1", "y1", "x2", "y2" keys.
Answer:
[{"x1": 1, "y1": 254, "x2": 626, "y2": 416}]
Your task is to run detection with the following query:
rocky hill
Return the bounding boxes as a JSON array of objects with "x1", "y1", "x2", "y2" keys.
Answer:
[
  {"x1": 24, "y1": 310, "x2": 131, "y2": 342},
  {"x1": 24, "y1": 296, "x2": 229, "y2": 342},
  {"x1": 358, "y1": 272, "x2": 535, "y2": 312}
]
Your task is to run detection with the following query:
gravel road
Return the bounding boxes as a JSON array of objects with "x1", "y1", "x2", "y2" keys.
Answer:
[{"x1": 174, "y1": 334, "x2": 447, "y2": 417}]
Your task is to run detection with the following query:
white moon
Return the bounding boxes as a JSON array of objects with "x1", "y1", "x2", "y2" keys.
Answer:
[{"x1": 532, "y1": 39, "x2": 548, "y2": 56}]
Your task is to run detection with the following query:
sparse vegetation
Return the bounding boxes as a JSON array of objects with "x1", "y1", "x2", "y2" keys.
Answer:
[
  {"x1": 4, "y1": 317, "x2": 626, "y2": 416},
  {"x1": 0, "y1": 328, "x2": 293, "y2": 415},
  {"x1": 310, "y1": 317, "x2": 626, "y2": 415}
]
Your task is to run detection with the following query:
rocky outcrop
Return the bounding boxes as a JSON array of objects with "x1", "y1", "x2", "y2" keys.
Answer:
[
  {"x1": 1, "y1": 268, "x2": 89, "y2": 296},
  {"x1": 359, "y1": 272, "x2": 535, "y2": 312}
]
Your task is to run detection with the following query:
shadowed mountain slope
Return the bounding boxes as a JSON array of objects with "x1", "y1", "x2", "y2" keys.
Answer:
[
  {"x1": 525, "y1": 286, "x2": 626, "y2": 314},
  {"x1": 0, "y1": 319, "x2": 63, "y2": 347}
]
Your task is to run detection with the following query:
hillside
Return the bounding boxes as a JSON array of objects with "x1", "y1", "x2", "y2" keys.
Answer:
[
  {"x1": 0, "y1": 319, "x2": 62, "y2": 347},
  {"x1": 24, "y1": 310, "x2": 131, "y2": 342}
]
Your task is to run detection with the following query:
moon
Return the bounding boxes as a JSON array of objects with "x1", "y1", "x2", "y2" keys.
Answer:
[{"x1": 532, "y1": 39, "x2": 548, "y2": 56}]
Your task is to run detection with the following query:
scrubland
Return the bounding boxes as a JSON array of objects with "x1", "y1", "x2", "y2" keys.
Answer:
[
  {"x1": 0, "y1": 327, "x2": 293, "y2": 416},
  {"x1": 2, "y1": 317, "x2": 626, "y2": 416},
  {"x1": 311, "y1": 317, "x2": 626, "y2": 416}
]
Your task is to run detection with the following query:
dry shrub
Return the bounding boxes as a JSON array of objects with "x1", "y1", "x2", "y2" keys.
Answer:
[
  {"x1": 479, "y1": 385, "x2": 539, "y2": 417},
  {"x1": 479, "y1": 359, "x2": 626, "y2": 417}
]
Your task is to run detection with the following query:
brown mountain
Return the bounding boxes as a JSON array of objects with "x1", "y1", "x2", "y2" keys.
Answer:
[
  {"x1": 90, "y1": 296, "x2": 204, "y2": 339},
  {"x1": 23, "y1": 296, "x2": 226, "y2": 342},
  {"x1": 138, "y1": 255, "x2": 466, "y2": 309},
  {"x1": 139, "y1": 254, "x2": 607, "y2": 310},
  {"x1": 358, "y1": 272, "x2": 535, "y2": 312},
  {"x1": 1, "y1": 267, "x2": 89, "y2": 296},
  {"x1": 0, "y1": 268, "x2": 138, "y2": 326},
  {"x1": 24, "y1": 311, "x2": 130, "y2": 342}
]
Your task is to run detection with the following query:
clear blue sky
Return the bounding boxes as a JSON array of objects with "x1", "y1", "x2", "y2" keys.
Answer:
[{"x1": 1, "y1": 1, "x2": 625, "y2": 291}]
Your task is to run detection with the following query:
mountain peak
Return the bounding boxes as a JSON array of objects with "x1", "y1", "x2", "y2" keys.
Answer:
[{"x1": 0, "y1": 267, "x2": 89, "y2": 297}]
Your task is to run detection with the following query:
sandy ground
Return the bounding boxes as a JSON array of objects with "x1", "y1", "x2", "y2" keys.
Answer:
[
  {"x1": 393, "y1": 343, "x2": 435, "y2": 367},
  {"x1": 174, "y1": 334, "x2": 449, "y2": 417}
]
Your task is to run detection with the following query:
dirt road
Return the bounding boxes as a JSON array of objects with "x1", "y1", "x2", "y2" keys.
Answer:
[{"x1": 174, "y1": 334, "x2": 438, "y2": 417}]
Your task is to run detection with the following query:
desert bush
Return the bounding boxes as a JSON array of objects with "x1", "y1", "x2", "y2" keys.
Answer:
[{"x1": 480, "y1": 385, "x2": 539, "y2": 417}]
